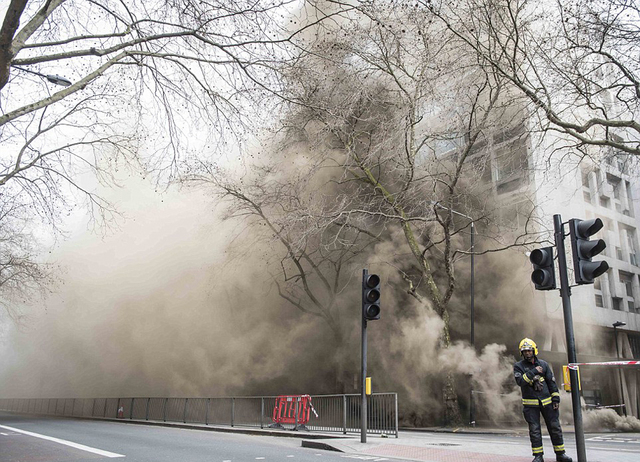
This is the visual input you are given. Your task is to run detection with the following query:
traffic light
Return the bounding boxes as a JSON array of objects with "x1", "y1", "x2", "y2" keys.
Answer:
[
  {"x1": 529, "y1": 247, "x2": 556, "y2": 290},
  {"x1": 569, "y1": 218, "x2": 609, "y2": 284},
  {"x1": 362, "y1": 273, "x2": 381, "y2": 321}
]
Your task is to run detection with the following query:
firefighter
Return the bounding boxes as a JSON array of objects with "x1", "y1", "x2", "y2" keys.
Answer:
[{"x1": 514, "y1": 338, "x2": 572, "y2": 462}]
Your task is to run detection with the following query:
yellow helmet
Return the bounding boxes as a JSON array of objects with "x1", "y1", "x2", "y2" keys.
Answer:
[{"x1": 519, "y1": 338, "x2": 538, "y2": 356}]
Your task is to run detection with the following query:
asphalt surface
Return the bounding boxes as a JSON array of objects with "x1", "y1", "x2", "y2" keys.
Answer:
[{"x1": 1, "y1": 412, "x2": 639, "y2": 462}]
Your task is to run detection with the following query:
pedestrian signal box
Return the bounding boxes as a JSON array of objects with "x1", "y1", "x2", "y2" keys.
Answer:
[{"x1": 562, "y1": 365, "x2": 582, "y2": 392}]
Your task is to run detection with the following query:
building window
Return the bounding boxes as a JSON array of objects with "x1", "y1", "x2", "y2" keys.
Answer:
[
  {"x1": 600, "y1": 197, "x2": 610, "y2": 208},
  {"x1": 612, "y1": 298, "x2": 623, "y2": 311},
  {"x1": 617, "y1": 247, "x2": 624, "y2": 261},
  {"x1": 594, "y1": 278, "x2": 601, "y2": 290},
  {"x1": 583, "y1": 191, "x2": 592, "y2": 204},
  {"x1": 595, "y1": 294, "x2": 604, "y2": 307},
  {"x1": 495, "y1": 141, "x2": 528, "y2": 183},
  {"x1": 627, "y1": 229, "x2": 638, "y2": 266},
  {"x1": 629, "y1": 334, "x2": 640, "y2": 359},
  {"x1": 629, "y1": 301, "x2": 635, "y2": 312}
]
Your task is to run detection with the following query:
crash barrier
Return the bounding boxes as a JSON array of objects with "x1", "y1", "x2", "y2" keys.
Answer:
[
  {"x1": 0, "y1": 393, "x2": 398, "y2": 437},
  {"x1": 270, "y1": 395, "x2": 318, "y2": 429}
]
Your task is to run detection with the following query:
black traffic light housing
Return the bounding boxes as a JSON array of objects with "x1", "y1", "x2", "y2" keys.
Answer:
[
  {"x1": 569, "y1": 218, "x2": 610, "y2": 285},
  {"x1": 530, "y1": 247, "x2": 557, "y2": 290},
  {"x1": 362, "y1": 273, "x2": 381, "y2": 321}
]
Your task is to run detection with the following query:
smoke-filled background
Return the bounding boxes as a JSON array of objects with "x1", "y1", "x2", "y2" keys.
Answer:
[
  {"x1": 1, "y1": 169, "x2": 639, "y2": 431},
  {"x1": 0, "y1": 166, "x2": 532, "y2": 424},
  {"x1": 2, "y1": 1, "x2": 639, "y2": 433}
]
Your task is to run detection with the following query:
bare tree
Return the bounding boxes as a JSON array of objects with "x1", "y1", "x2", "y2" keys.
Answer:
[
  {"x1": 181, "y1": 158, "x2": 380, "y2": 390},
  {"x1": 189, "y1": 3, "x2": 549, "y2": 424},
  {"x1": 0, "y1": 0, "x2": 350, "y2": 315},
  {"x1": 426, "y1": 0, "x2": 640, "y2": 158}
]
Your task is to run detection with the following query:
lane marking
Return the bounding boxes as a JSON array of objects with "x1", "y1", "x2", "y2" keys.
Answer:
[
  {"x1": 589, "y1": 446, "x2": 640, "y2": 453},
  {"x1": 0, "y1": 424, "x2": 125, "y2": 458},
  {"x1": 0, "y1": 432, "x2": 8, "y2": 435}
]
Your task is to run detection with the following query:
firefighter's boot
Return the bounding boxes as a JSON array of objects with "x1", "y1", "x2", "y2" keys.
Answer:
[
  {"x1": 532, "y1": 455, "x2": 544, "y2": 462},
  {"x1": 555, "y1": 454, "x2": 572, "y2": 462}
]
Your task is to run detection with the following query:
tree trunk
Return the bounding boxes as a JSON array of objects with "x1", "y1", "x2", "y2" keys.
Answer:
[{"x1": 441, "y1": 308, "x2": 463, "y2": 426}]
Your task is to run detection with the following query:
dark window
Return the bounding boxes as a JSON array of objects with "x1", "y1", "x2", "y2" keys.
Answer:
[
  {"x1": 629, "y1": 334, "x2": 640, "y2": 359},
  {"x1": 612, "y1": 298, "x2": 623, "y2": 311},
  {"x1": 595, "y1": 295, "x2": 604, "y2": 307},
  {"x1": 497, "y1": 177, "x2": 522, "y2": 195}
]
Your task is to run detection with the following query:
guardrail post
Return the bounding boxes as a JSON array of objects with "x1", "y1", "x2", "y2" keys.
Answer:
[
  {"x1": 102, "y1": 398, "x2": 107, "y2": 417},
  {"x1": 145, "y1": 398, "x2": 150, "y2": 421},
  {"x1": 261, "y1": 397, "x2": 264, "y2": 429},
  {"x1": 163, "y1": 398, "x2": 168, "y2": 422},
  {"x1": 231, "y1": 398, "x2": 235, "y2": 427},
  {"x1": 183, "y1": 398, "x2": 188, "y2": 423},
  {"x1": 116, "y1": 398, "x2": 121, "y2": 418},
  {"x1": 343, "y1": 395, "x2": 347, "y2": 434},
  {"x1": 205, "y1": 398, "x2": 210, "y2": 425},
  {"x1": 394, "y1": 393, "x2": 398, "y2": 438},
  {"x1": 294, "y1": 397, "x2": 299, "y2": 431},
  {"x1": 130, "y1": 398, "x2": 134, "y2": 419}
]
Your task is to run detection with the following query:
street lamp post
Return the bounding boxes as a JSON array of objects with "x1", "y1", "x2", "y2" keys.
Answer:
[
  {"x1": 432, "y1": 202, "x2": 475, "y2": 426},
  {"x1": 612, "y1": 321, "x2": 627, "y2": 416},
  {"x1": 11, "y1": 65, "x2": 72, "y2": 87}
]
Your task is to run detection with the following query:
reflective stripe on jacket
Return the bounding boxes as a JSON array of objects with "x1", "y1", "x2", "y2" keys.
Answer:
[{"x1": 514, "y1": 358, "x2": 560, "y2": 407}]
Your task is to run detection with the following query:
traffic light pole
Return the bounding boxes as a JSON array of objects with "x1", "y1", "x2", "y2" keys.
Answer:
[
  {"x1": 553, "y1": 214, "x2": 587, "y2": 462},
  {"x1": 361, "y1": 269, "x2": 368, "y2": 444}
]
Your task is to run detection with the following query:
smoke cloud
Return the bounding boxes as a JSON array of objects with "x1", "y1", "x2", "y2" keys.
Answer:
[{"x1": 583, "y1": 408, "x2": 640, "y2": 432}]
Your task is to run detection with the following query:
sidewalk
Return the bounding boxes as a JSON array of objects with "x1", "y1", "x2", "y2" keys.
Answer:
[
  {"x1": 301, "y1": 426, "x2": 639, "y2": 462},
  {"x1": 302, "y1": 429, "x2": 532, "y2": 462}
]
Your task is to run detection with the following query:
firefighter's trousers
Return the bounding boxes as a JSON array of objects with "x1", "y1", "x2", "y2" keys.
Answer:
[{"x1": 523, "y1": 404, "x2": 566, "y2": 456}]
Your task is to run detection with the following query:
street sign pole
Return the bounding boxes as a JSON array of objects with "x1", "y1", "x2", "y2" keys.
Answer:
[{"x1": 554, "y1": 214, "x2": 587, "y2": 462}]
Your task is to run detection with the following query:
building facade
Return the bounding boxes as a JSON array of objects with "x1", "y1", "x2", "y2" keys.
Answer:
[{"x1": 533, "y1": 141, "x2": 640, "y2": 419}]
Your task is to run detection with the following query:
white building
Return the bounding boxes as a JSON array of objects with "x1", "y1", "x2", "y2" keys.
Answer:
[{"x1": 528, "y1": 136, "x2": 640, "y2": 418}]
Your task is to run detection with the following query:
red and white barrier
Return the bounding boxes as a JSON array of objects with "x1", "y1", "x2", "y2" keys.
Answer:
[{"x1": 567, "y1": 360, "x2": 640, "y2": 370}]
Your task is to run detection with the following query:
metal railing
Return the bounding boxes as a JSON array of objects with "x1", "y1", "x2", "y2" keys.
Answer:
[{"x1": 0, "y1": 393, "x2": 398, "y2": 437}]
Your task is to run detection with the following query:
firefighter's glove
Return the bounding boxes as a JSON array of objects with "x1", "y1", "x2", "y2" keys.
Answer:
[{"x1": 533, "y1": 375, "x2": 544, "y2": 392}]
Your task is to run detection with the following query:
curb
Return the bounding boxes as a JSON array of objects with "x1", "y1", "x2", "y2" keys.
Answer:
[
  {"x1": 301, "y1": 440, "x2": 344, "y2": 452},
  {"x1": 0, "y1": 411, "x2": 346, "y2": 440}
]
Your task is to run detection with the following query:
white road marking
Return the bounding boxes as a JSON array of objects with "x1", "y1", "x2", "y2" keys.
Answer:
[
  {"x1": 0, "y1": 424, "x2": 125, "y2": 458},
  {"x1": 341, "y1": 457, "x2": 388, "y2": 461},
  {"x1": 256, "y1": 458, "x2": 265, "y2": 460},
  {"x1": 589, "y1": 446, "x2": 640, "y2": 453},
  {"x1": 0, "y1": 432, "x2": 8, "y2": 435},
  {"x1": 287, "y1": 456, "x2": 295, "y2": 458}
]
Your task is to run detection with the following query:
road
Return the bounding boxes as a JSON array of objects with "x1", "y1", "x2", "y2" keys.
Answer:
[
  {"x1": 2, "y1": 412, "x2": 640, "y2": 462},
  {"x1": 0, "y1": 412, "x2": 357, "y2": 462}
]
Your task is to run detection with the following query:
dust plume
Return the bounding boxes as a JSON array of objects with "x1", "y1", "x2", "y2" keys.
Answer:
[
  {"x1": 0, "y1": 174, "x2": 348, "y2": 399},
  {"x1": 583, "y1": 408, "x2": 640, "y2": 432}
]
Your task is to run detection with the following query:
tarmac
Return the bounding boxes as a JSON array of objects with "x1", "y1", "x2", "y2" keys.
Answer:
[
  {"x1": 91, "y1": 416, "x2": 639, "y2": 462},
  {"x1": 5, "y1": 412, "x2": 640, "y2": 462}
]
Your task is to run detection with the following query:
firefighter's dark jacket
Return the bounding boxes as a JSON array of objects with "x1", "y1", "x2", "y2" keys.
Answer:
[{"x1": 514, "y1": 357, "x2": 561, "y2": 407}]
